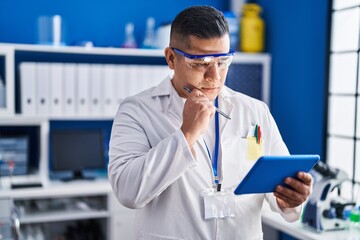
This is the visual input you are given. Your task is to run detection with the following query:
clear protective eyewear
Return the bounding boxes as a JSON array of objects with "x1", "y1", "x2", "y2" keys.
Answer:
[{"x1": 172, "y1": 48, "x2": 235, "y2": 71}]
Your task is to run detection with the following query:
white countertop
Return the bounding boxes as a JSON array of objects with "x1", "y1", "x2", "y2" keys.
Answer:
[{"x1": 262, "y1": 208, "x2": 360, "y2": 240}]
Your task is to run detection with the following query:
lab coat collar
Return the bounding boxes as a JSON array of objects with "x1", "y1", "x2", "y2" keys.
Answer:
[
  {"x1": 150, "y1": 75, "x2": 235, "y2": 124},
  {"x1": 150, "y1": 75, "x2": 184, "y2": 122}
]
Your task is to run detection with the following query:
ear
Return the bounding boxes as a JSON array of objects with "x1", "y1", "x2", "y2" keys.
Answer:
[{"x1": 164, "y1": 47, "x2": 175, "y2": 70}]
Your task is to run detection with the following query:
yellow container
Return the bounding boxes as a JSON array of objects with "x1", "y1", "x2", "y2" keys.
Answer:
[{"x1": 240, "y1": 3, "x2": 264, "y2": 52}]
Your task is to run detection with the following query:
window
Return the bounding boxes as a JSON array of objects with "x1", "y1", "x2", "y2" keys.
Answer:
[{"x1": 326, "y1": 0, "x2": 360, "y2": 200}]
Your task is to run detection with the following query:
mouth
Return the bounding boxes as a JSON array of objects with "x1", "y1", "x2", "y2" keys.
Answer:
[{"x1": 201, "y1": 87, "x2": 219, "y2": 93}]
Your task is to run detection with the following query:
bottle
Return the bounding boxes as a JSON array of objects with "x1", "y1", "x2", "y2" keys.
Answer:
[
  {"x1": 142, "y1": 17, "x2": 156, "y2": 49},
  {"x1": 349, "y1": 206, "x2": 360, "y2": 229},
  {"x1": 240, "y1": 3, "x2": 264, "y2": 52},
  {"x1": 122, "y1": 23, "x2": 137, "y2": 48}
]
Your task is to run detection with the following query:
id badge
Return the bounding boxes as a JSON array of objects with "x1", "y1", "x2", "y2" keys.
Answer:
[{"x1": 202, "y1": 188, "x2": 236, "y2": 220}]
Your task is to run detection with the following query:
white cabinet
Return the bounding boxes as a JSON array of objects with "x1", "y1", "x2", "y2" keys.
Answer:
[{"x1": 0, "y1": 181, "x2": 134, "y2": 240}]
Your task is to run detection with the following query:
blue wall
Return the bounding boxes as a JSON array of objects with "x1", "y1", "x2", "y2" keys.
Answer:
[
  {"x1": 0, "y1": 0, "x2": 227, "y2": 46},
  {"x1": 258, "y1": 0, "x2": 329, "y2": 159},
  {"x1": 0, "y1": 0, "x2": 329, "y2": 157}
]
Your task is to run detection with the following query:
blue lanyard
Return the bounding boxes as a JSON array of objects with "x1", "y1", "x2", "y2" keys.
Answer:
[{"x1": 204, "y1": 97, "x2": 221, "y2": 190}]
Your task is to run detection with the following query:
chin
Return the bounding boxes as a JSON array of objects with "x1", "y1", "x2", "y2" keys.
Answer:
[{"x1": 207, "y1": 94, "x2": 217, "y2": 101}]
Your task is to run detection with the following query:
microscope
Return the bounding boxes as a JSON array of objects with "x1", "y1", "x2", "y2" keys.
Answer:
[{"x1": 302, "y1": 161, "x2": 355, "y2": 231}]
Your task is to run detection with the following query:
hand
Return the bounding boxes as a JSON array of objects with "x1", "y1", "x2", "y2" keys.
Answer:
[
  {"x1": 181, "y1": 88, "x2": 215, "y2": 147},
  {"x1": 274, "y1": 171, "x2": 313, "y2": 209}
]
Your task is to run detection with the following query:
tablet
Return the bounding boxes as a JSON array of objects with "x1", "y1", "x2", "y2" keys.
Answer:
[{"x1": 234, "y1": 155, "x2": 320, "y2": 195}]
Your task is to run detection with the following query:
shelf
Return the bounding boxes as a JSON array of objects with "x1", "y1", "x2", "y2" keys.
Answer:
[
  {"x1": 0, "y1": 180, "x2": 111, "y2": 199},
  {"x1": 0, "y1": 115, "x2": 114, "y2": 125},
  {"x1": 0, "y1": 43, "x2": 270, "y2": 59},
  {"x1": 20, "y1": 209, "x2": 109, "y2": 224}
]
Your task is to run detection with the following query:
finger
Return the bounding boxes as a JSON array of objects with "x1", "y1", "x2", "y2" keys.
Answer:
[
  {"x1": 297, "y1": 172, "x2": 313, "y2": 185},
  {"x1": 284, "y1": 177, "x2": 310, "y2": 194},
  {"x1": 275, "y1": 185, "x2": 307, "y2": 203},
  {"x1": 190, "y1": 88, "x2": 207, "y2": 98},
  {"x1": 274, "y1": 191, "x2": 299, "y2": 208}
]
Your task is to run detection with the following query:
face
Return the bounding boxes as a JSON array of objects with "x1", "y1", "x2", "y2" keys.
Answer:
[{"x1": 165, "y1": 35, "x2": 231, "y2": 101}]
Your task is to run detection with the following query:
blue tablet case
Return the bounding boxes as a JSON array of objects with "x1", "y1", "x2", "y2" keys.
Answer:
[{"x1": 234, "y1": 155, "x2": 320, "y2": 195}]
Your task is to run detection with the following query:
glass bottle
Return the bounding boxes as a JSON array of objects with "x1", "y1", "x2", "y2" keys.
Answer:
[
  {"x1": 142, "y1": 17, "x2": 156, "y2": 49},
  {"x1": 122, "y1": 23, "x2": 137, "y2": 48}
]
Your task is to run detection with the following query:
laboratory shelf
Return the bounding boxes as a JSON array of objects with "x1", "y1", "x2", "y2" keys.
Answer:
[{"x1": 19, "y1": 210, "x2": 109, "y2": 224}]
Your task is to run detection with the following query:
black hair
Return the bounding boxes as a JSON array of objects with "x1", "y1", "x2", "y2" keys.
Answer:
[{"x1": 170, "y1": 5, "x2": 229, "y2": 47}]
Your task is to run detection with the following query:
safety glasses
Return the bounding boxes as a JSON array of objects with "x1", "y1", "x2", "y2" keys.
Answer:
[{"x1": 172, "y1": 48, "x2": 235, "y2": 71}]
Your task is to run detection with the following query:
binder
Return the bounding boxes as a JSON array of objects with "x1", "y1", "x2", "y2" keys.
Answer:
[
  {"x1": 20, "y1": 62, "x2": 37, "y2": 115},
  {"x1": 49, "y1": 63, "x2": 64, "y2": 116},
  {"x1": 133, "y1": 65, "x2": 148, "y2": 94},
  {"x1": 76, "y1": 64, "x2": 90, "y2": 116},
  {"x1": 36, "y1": 63, "x2": 51, "y2": 116},
  {"x1": 63, "y1": 64, "x2": 76, "y2": 116},
  {"x1": 115, "y1": 65, "x2": 127, "y2": 106},
  {"x1": 127, "y1": 65, "x2": 138, "y2": 97},
  {"x1": 103, "y1": 64, "x2": 117, "y2": 116},
  {"x1": 156, "y1": 65, "x2": 171, "y2": 84},
  {"x1": 89, "y1": 64, "x2": 103, "y2": 115}
]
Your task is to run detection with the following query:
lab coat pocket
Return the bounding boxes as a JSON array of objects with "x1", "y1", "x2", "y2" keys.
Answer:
[
  {"x1": 221, "y1": 136, "x2": 246, "y2": 187},
  {"x1": 238, "y1": 138, "x2": 255, "y2": 177}
]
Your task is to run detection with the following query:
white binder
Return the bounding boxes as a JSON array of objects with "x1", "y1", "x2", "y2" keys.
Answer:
[
  {"x1": 89, "y1": 64, "x2": 103, "y2": 115},
  {"x1": 49, "y1": 63, "x2": 64, "y2": 116},
  {"x1": 19, "y1": 62, "x2": 37, "y2": 115},
  {"x1": 103, "y1": 64, "x2": 117, "y2": 116},
  {"x1": 76, "y1": 64, "x2": 90, "y2": 116},
  {"x1": 127, "y1": 65, "x2": 138, "y2": 96},
  {"x1": 36, "y1": 63, "x2": 51, "y2": 116},
  {"x1": 115, "y1": 65, "x2": 127, "y2": 106},
  {"x1": 155, "y1": 65, "x2": 170, "y2": 85},
  {"x1": 63, "y1": 63, "x2": 76, "y2": 116},
  {"x1": 137, "y1": 65, "x2": 148, "y2": 94}
]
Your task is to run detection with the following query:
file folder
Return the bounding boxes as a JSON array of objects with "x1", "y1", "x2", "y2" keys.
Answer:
[
  {"x1": 63, "y1": 64, "x2": 76, "y2": 116},
  {"x1": 234, "y1": 155, "x2": 320, "y2": 195},
  {"x1": 50, "y1": 63, "x2": 64, "y2": 116},
  {"x1": 76, "y1": 64, "x2": 90, "y2": 115},
  {"x1": 90, "y1": 64, "x2": 103, "y2": 115},
  {"x1": 127, "y1": 65, "x2": 138, "y2": 97},
  {"x1": 36, "y1": 63, "x2": 51, "y2": 115},
  {"x1": 103, "y1": 64, "x2": 117, "y2": 116},
  {"x1": 115, "y1": 65, "x2": 127, "y2": 105},
  {"x1": 20, "y1": 62, "x2": 37, "y2": 115}
]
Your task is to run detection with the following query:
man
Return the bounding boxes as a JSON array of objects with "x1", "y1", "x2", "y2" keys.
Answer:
[{"x1": 108, "y1": 5, "x2": 312, "y2": 239}]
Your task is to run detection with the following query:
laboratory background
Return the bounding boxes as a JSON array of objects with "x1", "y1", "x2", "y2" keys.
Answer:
[{"x1": 0, "y1": 0, "x2": 359, "y2": 239}]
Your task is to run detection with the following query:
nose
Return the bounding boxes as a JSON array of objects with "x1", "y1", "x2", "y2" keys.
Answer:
[{"x1": 204, "y1": 63, "x2": 221, "y2": 82}]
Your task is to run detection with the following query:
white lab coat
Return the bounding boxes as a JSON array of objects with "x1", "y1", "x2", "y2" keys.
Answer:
[{"x1": 109, "y1": 76, "x2": 301, "y2": 240}]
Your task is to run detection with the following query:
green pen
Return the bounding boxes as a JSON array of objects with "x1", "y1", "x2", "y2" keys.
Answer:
[{"x1": 254, "y1": 124, "x2": 258, "y2": 142}]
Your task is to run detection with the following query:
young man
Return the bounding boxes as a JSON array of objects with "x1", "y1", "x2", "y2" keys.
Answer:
[{"x1": 109, "y1": 5, "x2": 312, "y2": 239}]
